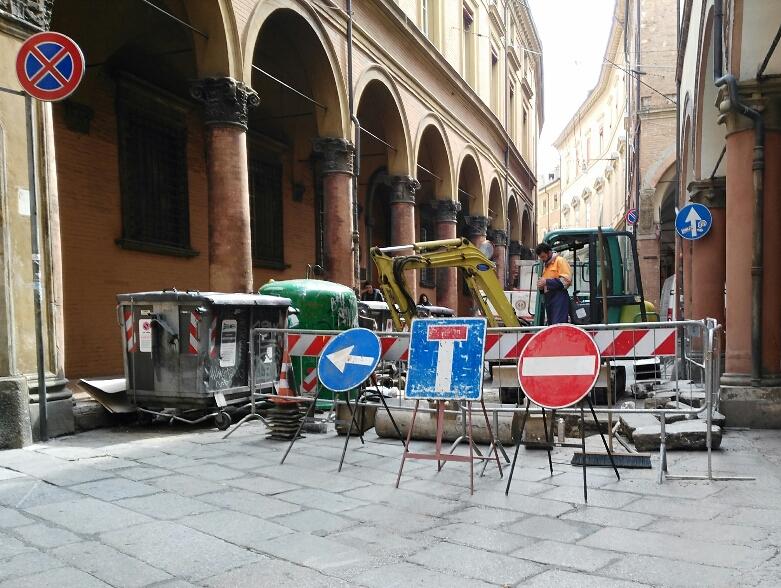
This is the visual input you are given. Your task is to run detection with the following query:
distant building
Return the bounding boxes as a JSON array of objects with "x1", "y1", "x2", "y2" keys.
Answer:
[{"x1": 536, "y1": 171, "x2": 561, "y2": 235}]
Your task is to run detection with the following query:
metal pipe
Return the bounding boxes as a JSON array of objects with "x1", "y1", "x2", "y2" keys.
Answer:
[
  {"x1": 715, "y1": 74, "x2": 764, "y2": 384},
  {"x1": 713, "y1": 0, "x2": 723, "y2": 80},
  {"x1": 25, "y1": 95, "x2": 47, "y2": 441},
  {"x1": 347, "y1": 0, "x2": 360, "y2": 290}
]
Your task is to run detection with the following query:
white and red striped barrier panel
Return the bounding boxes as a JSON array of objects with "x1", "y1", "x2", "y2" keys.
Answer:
[
  {"x1": 209, "y1": 316, "x2": 218, "y2": 359},
  {"x1": 188, "y1": 310, "x2": 201, "y2": 354},
  {"x1": 300, "y1": 367, "x2": 318, "y2": 395},
  {"x1": 124, "y1": 310, "x2": 136, "y2": 353},
  {"x1": 284, "y1": 328, "x2": 677, "y2": 360}
]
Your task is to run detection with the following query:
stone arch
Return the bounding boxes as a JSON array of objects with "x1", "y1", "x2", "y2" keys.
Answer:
[
  {"x1": 456, "y1": 149, "x2": 484, "y2": 220},
  {"x1": 354, "y1": 66, "x2": 412, "y2": 175},
  {"x1": 507, "y1": 194, "x2": 522, "y2": 242},
  {"x1": 521, "y1": 207, "x2": 533, "y2": 248},
  {"x1": 414, "y1": 114, "x2": 454, "y2": 199},
  {"x1": 187, "y1": 0, "x2": 241, "y2": 78},
  {"x1": 243, "y1": 0, "x2": 349, "y2": 138},
  {"x1": 694, "y1": 7, "x2": 725, "y2": 179},
  {"x1": 487, "y1": 176, "x2": 504, "y2": 229}
]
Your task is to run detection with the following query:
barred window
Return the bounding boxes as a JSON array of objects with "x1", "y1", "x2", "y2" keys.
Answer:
[
  {"x1": 116, "y1": 74, "x2": 193, "y2": 255},
  {"x1": 419, "y1": 223, "x2": 435, "y2": 288},
  {"x1": 249, "y1": 145, "x2": 284, "y2": 267}
]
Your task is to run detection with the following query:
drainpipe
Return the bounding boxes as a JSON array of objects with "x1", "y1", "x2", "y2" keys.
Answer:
[
  {"x1": 713, "y1": 0, "x2": 723, "y2": 80},
  {"x1": 347, "y1": 0, "x2": 360, "y2": 289},
  {"x1": 503, "y1": 0, "x2": 510, "y2": 288},
  {"x1": 715, "y1": 74, "x2": 764, "y2": 385}
]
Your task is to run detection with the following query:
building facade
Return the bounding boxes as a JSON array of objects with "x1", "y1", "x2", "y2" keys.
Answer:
[
  {"x1": 536, "y1": 172, "x2": 560, "y2": 235},
  {"x1": 678, "y1": 0, "x2": 781, "y2": 427},
  {"x1": 0, "y1": 0, "x2": 541, "y2": 446},
  {"x1": 548, "y1": 0, "x2": 677, "y2": 311}
]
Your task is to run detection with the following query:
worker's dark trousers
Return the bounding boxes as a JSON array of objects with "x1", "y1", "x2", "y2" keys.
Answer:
[{"x1": 544, "y1": 290, "x2": 570, "y2": 325}]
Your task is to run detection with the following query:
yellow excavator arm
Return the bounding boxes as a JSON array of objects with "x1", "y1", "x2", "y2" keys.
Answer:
[{"x1": 369, "y1": 238, "x2": 523, "y2": 331}]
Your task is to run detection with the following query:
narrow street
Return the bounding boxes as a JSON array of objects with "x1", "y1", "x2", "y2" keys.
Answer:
[{"x1": 1, "y1": 423, "x2": 779, "y2": 587}]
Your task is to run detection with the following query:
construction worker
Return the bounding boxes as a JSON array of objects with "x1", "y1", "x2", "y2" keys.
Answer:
[{"x1": 535, "y1": 242, "x2": 572, "y2": 325}]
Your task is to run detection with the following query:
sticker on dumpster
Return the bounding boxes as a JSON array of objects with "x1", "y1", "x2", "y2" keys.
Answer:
[
  {"x1": 220, "y1": 319, "x2": 237, "y2": 367},
  {"x1": 405, "y1": 317, "x2": 486, "y2": 401},
  {"x1": 138, "y1": 318, "x2": 152, "y2": 353}
]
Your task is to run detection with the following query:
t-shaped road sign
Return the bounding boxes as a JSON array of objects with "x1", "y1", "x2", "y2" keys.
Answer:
[{"x1": 405, "y1": 317, "x2": 486, "y2": 401}]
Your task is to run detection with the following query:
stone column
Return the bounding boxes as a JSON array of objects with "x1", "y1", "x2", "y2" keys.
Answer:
[
  {"x1": 313, "y1": 138, "x2": 356, "y2": 288},
  {"x1": 688, "y1": 177, "x2": 726, "y2": 327},
  {"x1": 435, "y1": 199, "x2": 460, "y2": 310},
  {"x1": 388, "y1": 176, "x2": 419, "y2": 299},
  {"x1": 491, "y1": 229, "x2": 508, "y2": 289},
  {"x1": 191, "y1": 78, "x2": 259, "y2": 293},
  {"x1": 508, "y1": 240, "x2": 523, "y2": 289},
  {"x1": 465, "y1": 215, "x2": 489, "y2": 248}
]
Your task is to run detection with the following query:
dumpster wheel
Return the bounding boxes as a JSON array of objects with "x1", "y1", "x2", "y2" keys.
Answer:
[{"x1": 214, "y1": 411, "x2": 232, "y2": 431}]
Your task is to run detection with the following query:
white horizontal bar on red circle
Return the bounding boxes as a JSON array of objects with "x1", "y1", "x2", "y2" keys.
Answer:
[{"x1": 521, "y1": 355, "x2": 598, "y2": 377}]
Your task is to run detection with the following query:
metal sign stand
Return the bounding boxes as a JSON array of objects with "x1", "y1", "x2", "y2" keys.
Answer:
[
  {"x1": 395, "y1": 399, "x2": 503, "y2": 495},
  {"x1": 505, "y1": 396, "x2": 619, "y2": 502},
  {"x1": 222, "y1": 332, "x2": 269, "y2": 439}
]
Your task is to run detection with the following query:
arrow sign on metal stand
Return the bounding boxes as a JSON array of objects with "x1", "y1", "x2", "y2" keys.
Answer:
[
  {"x1": 675, "y1": 202, "x2": 712, "y2": 240},
  {"x1": 317, "y1": 328, "x2": 381, "y2": 392}
]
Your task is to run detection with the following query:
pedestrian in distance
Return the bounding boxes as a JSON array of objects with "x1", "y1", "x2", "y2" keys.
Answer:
[
  {"x1": 360, "y1": 281, "x2": 384, "y2": 302},
  {"x1": 535, "y1": 242, "x2": 572, "y2": 325},
  {"x1": 418, "y1": 293, "x2": 431, "y2": 306}
]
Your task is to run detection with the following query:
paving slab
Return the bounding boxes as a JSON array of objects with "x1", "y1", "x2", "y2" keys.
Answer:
[
  {"x1": 0, "y1": 566, "x2": 112, "y2": 588},
  {"x1": 197, "y1": 489, "x2": 301, "y2": 518},
  {"x1": 146, "y1": 474, "x2": 226, "y2": 497},
  {"x1": 12, "y1": 522, "x2": 81, "y2": 548},
  {"x1": 560, "y1": 505, "x2": 656, "y2": 530},
  {"x1": 275, "y1": 487, "x2": 368, "y2": 513},
  {"x1": 464, "y1": 489, "x2": 576, "y2": 517},
  {"x1": 51, "y1": 541, "x2": 172, "y2": 588},
  {"x1": 114, "y1": 493, "x2": 216, "y2": 520},
  {"x1": 178, "y1": 509, "x2": 293, "y2": 549},
  {"x1": 600, "y1": 554, "x2": 742, "y2": 588},
  {"x1": 115, "y1": 466, "x2": 170, "y2": 481},
  {"x1": 100, "y1": 521, "x2": 261, "y2": 580},
  {"x1": 579, "y1": 526, "x2": 775, "y2": 570},
  {"x1": 342, "y1": 485, "x2": 459, "y2": 516},
  {"x1": 0, "y1": 478, "x2": 80, "y2": 509},
  {"x1": 622, "y1": 495, "x2": 727, "y2": 520},
  {"x1": 352, "y1": 562, "x2": 495, "y2": 588},
  {"x1": 424, "y1": 521, "x2": 534, "y2": 553},
  {"x1": 271, "y1": 508, "x2": 359, "y2": 534},
  {"x1": 327, "y1": 522, "x2": 438, "y2": 558},
  {"x1": 642, "y1": 517, "x2": 769, "y2": 546},
  {"x1": 444, "y1": 505, "x2": 527, "y2": 528},
  {"x1": 512, "y1": 539, "x2": 619, "y2": 572},
  {"x1": 0, "y1": 531, "x2": 35, "y2": 559},
  {"x1": 70, "y1": 477, "x2": 159, "y2": 501},
  {"x1": 25, "y1": 498, "x2": 152, "y2": 534},
  {"x1": 224, "y1": 475, "x2": 301, "y2": 495},
  {"x1": 0, "y1": 468, "x2": 26, "y2": 481},
  {"x1": 201, "y1": 558, "x2": 350, "y2": 588},
  {"x1": 174, "y1": 464, "x2": 245, "y2": 481},
  {"x1": 535, "y1": 484, "x2": 641, "y2": 508},
  {"x1": 0, "y1": 550, "x2": 67, "y2": 580},
  {"x1": 0, "y1": 506, "x2": 33, "y2": 528},
  {"x1": 507, "y1": 514, "x2": 601, "y2": 542},
  {"x1": 522, "y1": 569, "x2": 653, "y2": 587},
  {"x1": 257, "y1": 464, "x2": 372, "y2": 492},
  {"x1": 341, "y1": 503, "x2": 442, "y2": 534},
  {"x1": 252, "y1": 531, "x2": 372, "y2": 571},
  {"x1": 409, "y1": 540, "x2": 544, "y2": 585}
]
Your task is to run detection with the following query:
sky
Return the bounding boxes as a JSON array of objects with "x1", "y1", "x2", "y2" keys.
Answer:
[{"x1": 526, "y1": 0, "x2": 616, "y2": 180}]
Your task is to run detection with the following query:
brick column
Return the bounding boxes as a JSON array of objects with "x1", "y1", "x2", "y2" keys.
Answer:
[
  {"x1": 688, "y1": 177, "x2": 726, "y2": 327},
  {"x1": 491, "y1": 229, "x2": 508, "y2": 289},
  {"x1": 388, "y1": 176, "x2": 419, "y2": 299},
  {"x1": 435, "y1": 199, "x2": 460, "y2": 309},
  {"x1": 313, "y1": 138, "x2": 355, "y2": 287},
  {"x1": 508, "y1": 240, "x2": 522, "y2": 289},
  {"x1": 465, "y1": 215, "x2": 489, "y2": 248},
  {"x1": 191, "y1": 78, "x2": 258, "y2": 293}
]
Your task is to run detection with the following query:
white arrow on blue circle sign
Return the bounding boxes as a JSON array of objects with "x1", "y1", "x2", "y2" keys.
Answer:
[
  {"x1": 326, "y1": 345, "x2": 375, "y2": 373},
  {"x1": 685, "y1": 206, "x2": 703, "y2": 236}
]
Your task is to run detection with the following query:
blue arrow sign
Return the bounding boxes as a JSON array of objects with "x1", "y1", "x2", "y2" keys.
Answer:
[
  {"x1": 317, "y1": 328, "x2": 381, "y2": 392},
  {"x1": 675, "y1": 203, "x2": 712, "y2": 240},
  {"x1": 405, "y1": 317, "x2": 487, "y2": 401}
]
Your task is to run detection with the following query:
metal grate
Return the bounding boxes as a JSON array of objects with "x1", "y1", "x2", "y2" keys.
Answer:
[{"x1": 249, "y1": 153, "x2": 284, "y2": 266}]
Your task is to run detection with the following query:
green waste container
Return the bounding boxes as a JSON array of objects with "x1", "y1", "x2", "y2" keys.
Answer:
[{"x1": 259, "y1": 279, "x2": 358, "y2": 408}]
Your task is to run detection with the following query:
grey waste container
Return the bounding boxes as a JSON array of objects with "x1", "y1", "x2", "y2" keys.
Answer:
[{"x1": 116, "y1": 290, "x2": 290, "y2": 429}]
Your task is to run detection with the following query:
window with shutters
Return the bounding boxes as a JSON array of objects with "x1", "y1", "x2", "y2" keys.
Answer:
[
  {"x1": 248, "y1": 144, "x2": 284, "y2": 267},
  {"x1": 116, "y1": 74, "x2": 194, "y2": 256}
]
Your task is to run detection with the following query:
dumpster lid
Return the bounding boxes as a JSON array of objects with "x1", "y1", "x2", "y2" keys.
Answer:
[{"x1": 117, "y1": 291, "x2": 291, "y2": 307}]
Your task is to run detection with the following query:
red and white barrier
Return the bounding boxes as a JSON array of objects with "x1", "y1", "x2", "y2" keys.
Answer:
[
  {"x1": 188, "y1": 310, "x2": 201, "y2": 354},
  {"x1": 124, "y1": 310, "x2": 136, "y2": 353}
]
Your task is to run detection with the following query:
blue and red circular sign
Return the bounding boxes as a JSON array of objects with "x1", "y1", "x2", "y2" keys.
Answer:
[
  {"x1": 16, "y1": 32, "x2": 85, "y2": 102},
  {"x1": 625, "y1": 208, "x2": 639, "y2": 226}
]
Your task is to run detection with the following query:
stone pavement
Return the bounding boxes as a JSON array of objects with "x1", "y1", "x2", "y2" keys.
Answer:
[{"x1": 0, "y1": 421, "x2": 780, "y2": 587}]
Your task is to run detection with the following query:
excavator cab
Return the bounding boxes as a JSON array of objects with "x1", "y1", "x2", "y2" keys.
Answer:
[{"x1": 534, "y1": 228, "x2": 658, "y2": 325}]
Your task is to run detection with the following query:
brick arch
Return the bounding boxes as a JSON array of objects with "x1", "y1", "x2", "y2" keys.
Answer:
[
  {"x1": 187, "y1": 0, "x2": 241, "y2": 79},
  {"x1": 456, "y1": 147, "x2": 484, "y2": 216},
  {"x1": 487, "y1": 176, "x2": 505, "y2": 229},
  {"x1": 242, "y1": 0, "x2": 349, "y2": 138},
  {"x1": 413, "y1": 113, "x2": 454, "y2": 199}
]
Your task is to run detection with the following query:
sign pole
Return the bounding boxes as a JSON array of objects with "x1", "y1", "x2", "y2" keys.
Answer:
[{"x1": 25, "y1": 94, "x2": 47, "y2": 442}]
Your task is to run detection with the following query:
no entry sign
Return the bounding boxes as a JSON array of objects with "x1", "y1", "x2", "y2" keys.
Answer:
[
  {"x1": 16, "y1": 32, "x2": 85, "y2": 102},
  {"x1": 517, "y1": 324, "x2": 600, "y2": 409}
]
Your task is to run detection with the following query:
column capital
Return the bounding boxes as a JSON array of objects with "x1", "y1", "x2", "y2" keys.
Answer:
[
  {"x1": 313, "y1": 137, "x2": 355, "y2": 175},
  {"x1": 491, "y1": 229, "x2": 509, "y2": 247},
  {"x1": 434, "y1": 199, "x2": 460, "y2": 222},
  {"x1": 509, "y1": 240, "x2": 523, "y2": 256},
  {"x1": 190, "y1": 77, "x2": 259, "y2": 131},
  {"x1": 464, "y1": 215, "x2": 489, "y2": 238},
  {"x1": 688, "y1": 176, "x2": 726, "y2": 208},
  {"x1": 0, "y1": 0, "x2": 52, "y2": 31},
  {"x1": 388, "y1": 175, "x2": 420, "y2": 204}
]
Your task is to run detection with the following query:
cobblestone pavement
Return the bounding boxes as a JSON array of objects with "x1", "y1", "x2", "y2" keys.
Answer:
[{"x1": 0, "y1": 422, "x2": 779, "y2": 587}]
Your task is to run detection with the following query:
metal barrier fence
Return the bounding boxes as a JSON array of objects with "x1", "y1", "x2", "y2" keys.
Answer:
[{"x1": 241, "y1": 319, "x2": 752, "y2": 484}]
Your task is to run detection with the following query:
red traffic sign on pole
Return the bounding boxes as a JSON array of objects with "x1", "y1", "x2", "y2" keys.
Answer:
[
  {"x1": 517, "y1": 324, "x2": 601, "y2": 409},
  {"x1": 16, "y1": 32, "x2": 85, "y2": 102}
]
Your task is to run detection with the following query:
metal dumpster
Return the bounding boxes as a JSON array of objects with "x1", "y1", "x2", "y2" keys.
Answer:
[
  {"x1": 116, "y1": 290, "x2": 290, "y2": 429},
  {"x1": 258, "y1": 279, "x2": 357, "y2": 408}
]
